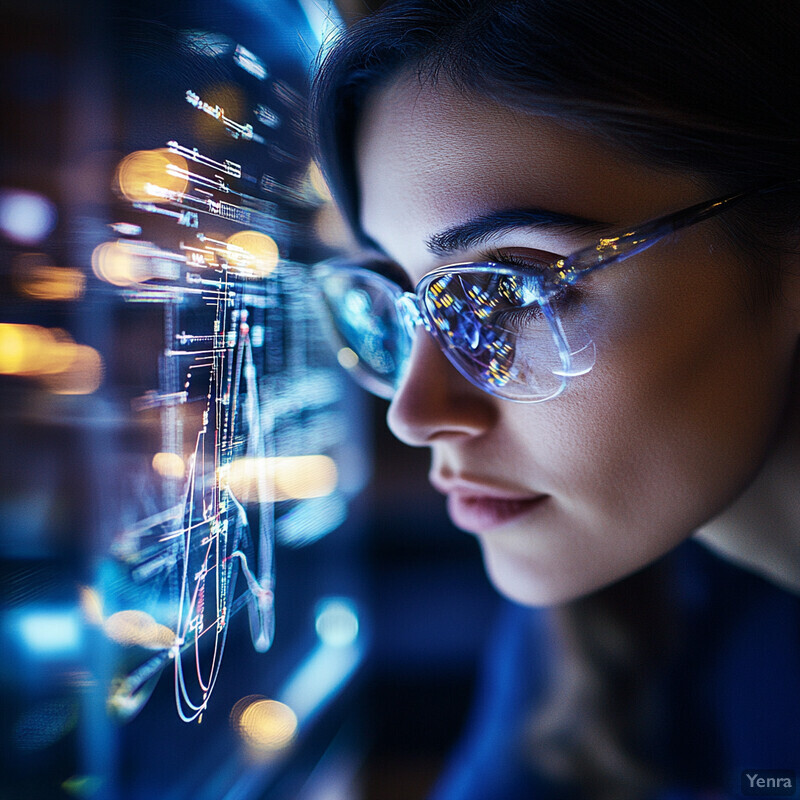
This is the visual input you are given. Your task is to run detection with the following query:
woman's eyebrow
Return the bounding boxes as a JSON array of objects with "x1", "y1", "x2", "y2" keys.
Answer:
[{"x1": 425, "y1": 208, "x2": 611, "y2": 256}]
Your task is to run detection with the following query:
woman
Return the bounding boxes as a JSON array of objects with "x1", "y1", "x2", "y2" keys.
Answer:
[{"x1": 312, "y1": 1, "x2": 800, "y2": 796}]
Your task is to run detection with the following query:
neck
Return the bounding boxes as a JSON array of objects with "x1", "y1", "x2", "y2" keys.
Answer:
[{"x1": 694, "y1": 382, "x2": 800, "y2": 594}]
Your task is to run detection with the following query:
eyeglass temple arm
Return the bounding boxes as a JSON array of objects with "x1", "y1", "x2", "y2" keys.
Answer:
[{"x1": 551, "y1": 181, "x2": 795, "y2": 287}]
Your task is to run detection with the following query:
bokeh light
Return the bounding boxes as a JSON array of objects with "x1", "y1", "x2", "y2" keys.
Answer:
[
  {"x1": 0, "y1": 323, "x2": 64, "y2": 376},
  {"x1": 226, "y1": 230, "x2": 279, "y2": 277},
  {"x1": 273, "y1": 456, "x2": 338, "y2": 499},
  {"x1": 190, "y1": 83, "x2": 245, "y2": 143},
  {"x1": 78, "y1": 586, "x2": 104, "y2": 627},
  {"x1": 114, "y1": 149, "x2": 189, "y2": 204},
  {"x1": 0, "y1": 189, "x2": 57, "y2": 244},
  {"x1": 41, "y1": 345, "x2": 103, "y2": 395},
  {"x1": 0, "y1": 324, "x2": 103, "y2": 394},
  {"x1": 230, "y1": 696, "x2": 298, "y2": 753},
  {"x1": 223, "y1": 455, "x2": 338, "y2": 504},
  {"x1": 91, "y1": 240, "x2": 145, "y2": 286},
  {"x1": 17, "y1": 611, "x2": 82, "y2": 656},
  {"x1": 103, "y1": 610, "x2": 175, "y2": 650},
  {"x1": 92, "y1": 239, "x2": 182, "y2": 286},
  {"x1": 314, "y1": 598, "x2": 359, "y2": 648},
  {"x1": 336, "y1": 347, "x2": 359, "y2": 370},
  {"x1": 14, "y1": 253, "x2": 85, "y2": 301},
  {"x1": 152, "y1": 452, "x2": 186, "y2": 479}
]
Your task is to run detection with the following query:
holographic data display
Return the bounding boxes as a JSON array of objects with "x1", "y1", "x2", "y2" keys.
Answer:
[
  {"x1": 99, "y1": 4, "x2": 353, "y2": 726},
  {"x1": 1, "y1": 1, "x2": 366, "y2": 797}
]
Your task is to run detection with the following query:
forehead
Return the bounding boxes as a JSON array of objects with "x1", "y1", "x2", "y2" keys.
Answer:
[{"x1": 355, "y1": 72, "x2": 704, "y2": 270}]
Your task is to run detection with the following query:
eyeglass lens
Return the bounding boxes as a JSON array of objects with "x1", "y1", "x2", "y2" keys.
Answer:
[{"x1": 320, "y1": 266, "x2": 595, "y2": 402}]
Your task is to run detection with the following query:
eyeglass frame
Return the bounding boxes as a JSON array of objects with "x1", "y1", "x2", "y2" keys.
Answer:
[{"x1": 316, "y1": 179, "x2": 796, "y2": 402}]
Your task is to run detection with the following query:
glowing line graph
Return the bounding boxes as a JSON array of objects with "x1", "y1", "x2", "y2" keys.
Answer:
[
  {"x1": 107, "y1": 280, "x2": 276, "y2": 722},
  {"x1": 169, "y1": 282, "x2": 275, "y2": 723},
  {"x1": 105, "y1": 138, "x2": 280, "y2": 722},
  {"x1": 101, "y1": 97, "x2": 359, "y2": 721},
  {"x1": 185, "y1": 89, "x2": 266, "y2": 144}
]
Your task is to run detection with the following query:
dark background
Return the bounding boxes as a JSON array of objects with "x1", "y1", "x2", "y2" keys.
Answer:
[{"x1": 0, "y1": 1, "x2": 501, "y2": 798}]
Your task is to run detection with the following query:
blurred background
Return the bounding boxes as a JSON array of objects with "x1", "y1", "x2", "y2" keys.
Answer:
[{"x1": 0, "y1": 1, "x2": 500, "y2": 798}]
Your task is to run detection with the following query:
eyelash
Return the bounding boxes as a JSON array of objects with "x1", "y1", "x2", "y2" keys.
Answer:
[
  {"x1": 485, "y1": 249, "x2": 583, "y2": 309},
  {"x1": 484, "y1": 248, "x2": 554, "y2": 273}
]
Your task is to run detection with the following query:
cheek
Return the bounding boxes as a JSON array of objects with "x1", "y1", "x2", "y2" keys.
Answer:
[{"x1": 512, "y1": 247, "x2": 793, "y2": 534}]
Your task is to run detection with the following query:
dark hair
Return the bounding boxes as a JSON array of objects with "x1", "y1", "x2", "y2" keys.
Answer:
[
  {"x1": 314, "y1": 0, "x2": 800, "y2": 299},
  {"x1": 311, "y1": 1, "x2": 800, "y2": 796}
]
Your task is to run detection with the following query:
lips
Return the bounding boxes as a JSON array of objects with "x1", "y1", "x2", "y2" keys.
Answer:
[{"x1": 431, "y1": 476, "x2": 548, "y2": 533}]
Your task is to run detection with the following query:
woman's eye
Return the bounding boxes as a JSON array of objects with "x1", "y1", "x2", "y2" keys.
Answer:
[
  {"x1": 487, "y1": 251, "x2": 583, "y2": 310},
  {"x1": 488, "y1": 251, "x2": 555, "y2": 274}
]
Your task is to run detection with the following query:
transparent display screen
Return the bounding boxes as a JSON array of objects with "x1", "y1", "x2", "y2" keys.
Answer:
[{"x1": 0, "y1": 1, "x2": 367, "y2": 797}]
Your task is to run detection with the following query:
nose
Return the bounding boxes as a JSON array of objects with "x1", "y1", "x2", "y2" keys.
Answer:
[{"x1": 386, "y1": 329, "x2": 498, "y2": 446}]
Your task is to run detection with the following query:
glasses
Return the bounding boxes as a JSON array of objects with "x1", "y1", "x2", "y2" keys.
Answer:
[{"x1": 316, "y1": 182, "x2": 791, "y2": 402}]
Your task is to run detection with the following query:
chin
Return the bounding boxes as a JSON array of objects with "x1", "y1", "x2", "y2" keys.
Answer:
[{"x1": 478, "y1": 538, "x2": 621, "y2": 607}]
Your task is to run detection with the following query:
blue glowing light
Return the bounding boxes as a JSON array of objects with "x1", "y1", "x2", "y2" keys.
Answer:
[
  {"x1": 234, "y1": 44, "x2": 268, "y2": 80},
  {"x1": 17, "y1": 611, "x2": 82, "y2": 656},
  {"x1": 315, "y1": 597, "x2": 359, "y2": 647},
  {"x1": 0, "y1": 189, "x2": 57, "y2": 244}
]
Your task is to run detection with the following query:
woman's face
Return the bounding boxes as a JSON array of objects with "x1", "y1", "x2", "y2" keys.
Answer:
[{"x1": 355, "y1": 74, "x2": 800, "y2": 605}]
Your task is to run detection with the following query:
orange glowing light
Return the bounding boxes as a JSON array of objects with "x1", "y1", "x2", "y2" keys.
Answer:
[
  {"x1": 222, "y1": 455, "x2": 338, "y2": 504},
  {"x1": 79, "y1": 586, "x2": 104, "y2": 627},
  {"x1": 230, "y1": 696, "x2": 297, "y2": 752},
  {"x1": 91, "y1": 240, "x2": 142, "y2": 286},
  {"x1": 41, "y1": 345, "x2": 103, "y2": 395},
  {"x1": 152, "y1": 452, "x2": 186, "y2": 479},
  {"x1": 226, "y1": 230, "x2": 279, "y2": 277},
  {"x1": 0, "y1": 325, "x2": 94, "y2": 385},
  {"x1": 14, "y1": 253, "x2": 85, "y2": 301},
  {"x1": 273, "y1": 455, "x2": 338, "y2": 499},
  {"x1": 103, "y1": 610, "x2": 175, "y2": 650},
  {"x1": 0, "y1": 323, "x2": 36, "y2": 375},
  {"x1": 115, "y1": 149, "x2": 189, "y2": 203}
]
